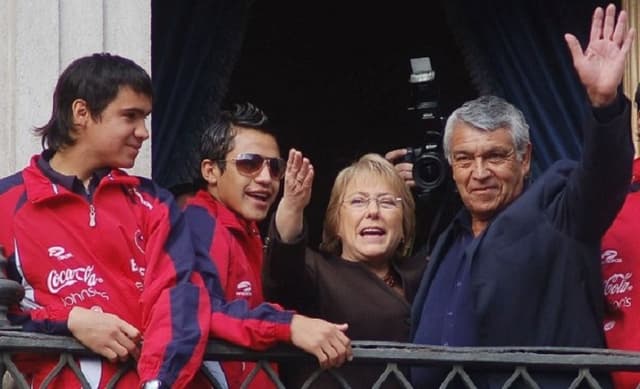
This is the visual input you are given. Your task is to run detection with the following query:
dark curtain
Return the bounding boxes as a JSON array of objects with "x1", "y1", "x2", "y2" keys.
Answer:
[
  {"x1": 151, "y1": 0, "x2": 251, "y2": 190},
  {"x1": 225, "y1": 1, "x2": 477, "y2": 249},
  {"x1": 150, "y1": 0, "x2": 621, "y2": 247},
  {"x1": 443, "y1": 0, "x2": 617, "y2": 177}
]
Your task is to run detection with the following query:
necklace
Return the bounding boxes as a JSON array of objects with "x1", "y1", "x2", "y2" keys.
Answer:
[{"x1": 382, "y1": 270, "x2": 397, "y2": 288}]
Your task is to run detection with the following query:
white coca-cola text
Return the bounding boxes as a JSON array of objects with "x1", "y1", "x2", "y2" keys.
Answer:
[
  {"x1": 603, "y1": 273, "x2": 633, "y2": 296},
  {"x1": 47, "y1": 265, "x2": 104, "y2": 294}
]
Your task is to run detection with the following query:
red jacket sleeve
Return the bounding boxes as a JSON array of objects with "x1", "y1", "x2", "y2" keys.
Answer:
[
  {"x1": 184, "y1": 204, "x2": 293, "y2": 350},
  {"x1": 134, "y1": 182, "x2": 210, "y2": 389}
]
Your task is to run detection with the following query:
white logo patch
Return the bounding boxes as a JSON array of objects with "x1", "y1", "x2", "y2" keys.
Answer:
[
  {"x1": 601, "y1": 249, "x2": 623, "y2": 265},
  {"x1": 48, "y1": 246, "x2": 73, "y2": 261},
  {"x1": 236, "y1": 281, "x2": 252, "y2": 297},
  {"x1": 603, "y1": 320, "x2": 616, "y2": 332}
]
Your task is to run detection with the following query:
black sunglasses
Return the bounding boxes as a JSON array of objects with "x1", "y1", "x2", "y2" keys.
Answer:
[{"x1": 221, "y1": 153, "x2": 286, "y2": 180}]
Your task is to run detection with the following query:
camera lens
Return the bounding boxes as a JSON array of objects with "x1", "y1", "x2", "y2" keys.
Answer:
[{"x1": 413, "y1": 153, "x2": 446, "y2": 191}]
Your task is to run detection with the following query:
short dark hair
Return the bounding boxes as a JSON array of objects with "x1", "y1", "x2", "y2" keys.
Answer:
[
  {"x1": 198, "y1": 102, "x2": 278, "y2": 172},
  {"x1": 35, "y1": 53, "x2": 152, "y2": 151}
]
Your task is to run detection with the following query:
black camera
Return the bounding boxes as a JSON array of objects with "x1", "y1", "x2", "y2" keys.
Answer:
[
  {"x1": 403, "y1": 130, "x2": 447, "y2": 194},
  {"x1": 402, "y1": 57, "x2": 449, "y2": 198}
]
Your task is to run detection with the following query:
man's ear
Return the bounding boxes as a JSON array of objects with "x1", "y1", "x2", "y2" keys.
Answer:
[
  {"x1": 201, "y1": 159, "x2": 221, "y2": 185},
  {"x1": 521, "y1": 142, "x2": 533, "y2": 177},
  {"x1": 71, "y1": 99, "x2": 90, "y2": 128}
]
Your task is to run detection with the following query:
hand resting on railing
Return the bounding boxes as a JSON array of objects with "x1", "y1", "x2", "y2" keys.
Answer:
[{"x1": 68, "y1": 306, "x2": 141, "y2": 363}]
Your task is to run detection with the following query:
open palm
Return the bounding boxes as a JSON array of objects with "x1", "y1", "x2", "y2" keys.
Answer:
[{"x1": 565, "y1": 4, "x2": 634, "y2": 106}]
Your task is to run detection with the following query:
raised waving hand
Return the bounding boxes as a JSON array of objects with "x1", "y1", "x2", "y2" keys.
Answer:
[
  {"x1": 275, "y1": 148, "x2": 314, "y2": 242},
  {"x1": 565, "y1": 3, "x2": 635, "y2": 107}
]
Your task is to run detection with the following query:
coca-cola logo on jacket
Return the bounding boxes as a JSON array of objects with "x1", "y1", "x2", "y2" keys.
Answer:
[
  {"x1": 603, "y1": 273, "x2": 633, "y2": 296},
  {"x1": 47, "y1": 265, "x2": 104, "y2": 294}
]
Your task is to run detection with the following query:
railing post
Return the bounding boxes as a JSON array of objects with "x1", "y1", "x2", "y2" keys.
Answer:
[{"x1": 0, "y1": 249, "x2": 24, "y2": 329}]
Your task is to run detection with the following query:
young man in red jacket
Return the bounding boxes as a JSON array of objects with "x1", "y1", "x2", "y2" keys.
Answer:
[
  {"x1": 184, "y1": 103, "x2": 351, "y2": 388},
  {"x1": 0, "y1": 55, "x2": 350, "y2": 389},
  {"x1": 0, "y1": 53, "x2": 210, "y2": 388}
]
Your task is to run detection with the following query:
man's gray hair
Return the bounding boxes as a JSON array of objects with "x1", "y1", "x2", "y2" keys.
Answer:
[{"x1": 443, "y1": 95, "x2": 530, "y2": 162}]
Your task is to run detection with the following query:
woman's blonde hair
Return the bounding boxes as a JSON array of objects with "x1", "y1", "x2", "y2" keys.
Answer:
[{"x1": 319, "y1": 153, "x2": 415, "y2": 257}]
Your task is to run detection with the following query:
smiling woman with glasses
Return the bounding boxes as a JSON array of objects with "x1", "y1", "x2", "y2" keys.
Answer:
[{"x1": 264, "y1": 152, "x2": 426, "y2": 389}]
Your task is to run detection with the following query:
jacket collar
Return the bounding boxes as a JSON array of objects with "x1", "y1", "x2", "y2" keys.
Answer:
[
  {"x1": 23, "y1": 154, "x2": 138, "y2": 203},
  {"x1": 192, "y1": 189, "x2": 259, "y2": 235}
]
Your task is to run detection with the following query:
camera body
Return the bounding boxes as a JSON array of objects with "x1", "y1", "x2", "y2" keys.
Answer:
[
  {"x1": 403, "y1": 57, "x2": 449, "y2": 198},
  {"x1": 402, "y1": 130, "x2": 447, "y2": 194}
]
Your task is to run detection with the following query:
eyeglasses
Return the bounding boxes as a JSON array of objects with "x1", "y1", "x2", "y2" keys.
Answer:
[
  {"x1": 344, "y1": 195, "x2": 403, "y2": 210},
  {"x1": 220, "y1": 153, "x2": 286, "y2": 180}
]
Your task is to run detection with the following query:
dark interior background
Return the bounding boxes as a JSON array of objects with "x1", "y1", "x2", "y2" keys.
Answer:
[
  {"x1": 224, "y1": 1, "x2": 475, "y2": 247},
  {"x1": 152, "y1": 0, "x2": 614, "y2": 250}
]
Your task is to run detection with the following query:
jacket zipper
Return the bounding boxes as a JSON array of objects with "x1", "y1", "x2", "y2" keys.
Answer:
[{"x1": 89, "y1": 203, "x2": 96, "y2": 227}]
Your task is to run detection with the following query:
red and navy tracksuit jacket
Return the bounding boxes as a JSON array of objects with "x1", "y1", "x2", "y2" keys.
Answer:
[
  {"x1": 601, "y1": 158, "x2": 640, "y2": 389},
  {"x1": 0, "y1": 154, "x2": 211, "y2": 388},
  {"x1": 0, "y1": 153, "x2": 295, "y2": 388},
  {"x1": 185, "y1": 190, "x2": 293, "y2": 389}
]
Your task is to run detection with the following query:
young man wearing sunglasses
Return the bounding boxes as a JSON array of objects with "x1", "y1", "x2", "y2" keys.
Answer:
[{"x1": 184, "y1": 103, "x2": 351, "y2": 388}]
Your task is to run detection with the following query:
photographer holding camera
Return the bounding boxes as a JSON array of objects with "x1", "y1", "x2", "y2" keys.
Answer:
[
  {"x1": 385, "y1": 146, "x2": 461, "y2": 256},
  {"x1": 385, "y1": 57, "x2": 462, "y2": 254}
]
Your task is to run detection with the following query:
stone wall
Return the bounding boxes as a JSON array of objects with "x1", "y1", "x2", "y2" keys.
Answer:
[{"x1": 0, "y1": 0, "x2": 151, "y2": 177}]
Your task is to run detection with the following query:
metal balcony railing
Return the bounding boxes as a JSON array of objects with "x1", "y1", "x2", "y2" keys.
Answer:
[
  {"x1": 0, "y1": 251, "x2": 638, "y2": 388},
  {"x1": 2, "y1": 331, "x2": 640, "y2": 388}
]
